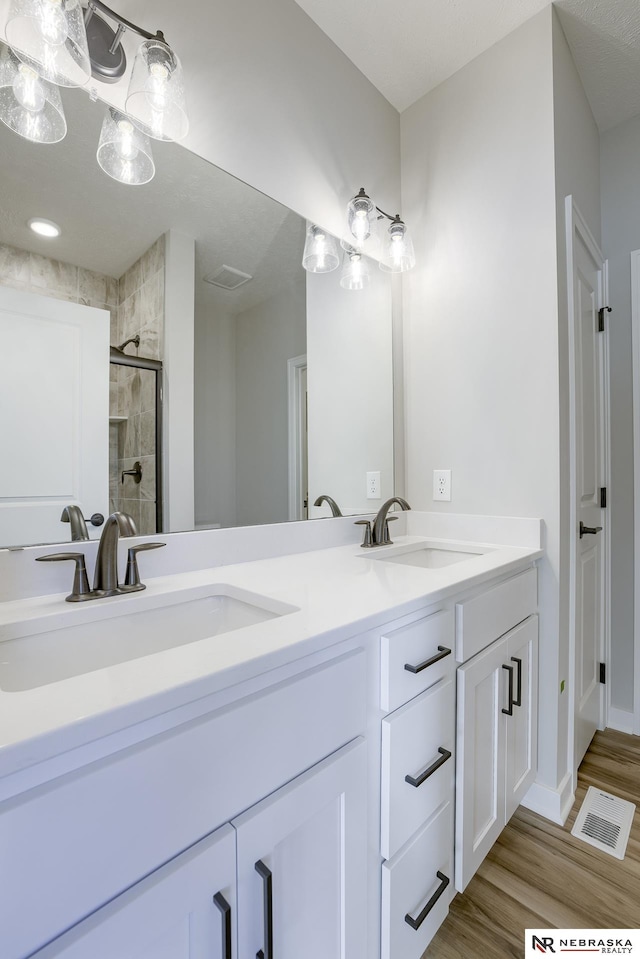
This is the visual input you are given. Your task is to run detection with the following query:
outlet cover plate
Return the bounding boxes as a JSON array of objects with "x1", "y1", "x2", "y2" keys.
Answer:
[
  {"x1": 433, "y1": 469, "x2": 451, "y2": 502},
  {"x1": 367, "y1": 471, "x2": 381, "y2": 499}
]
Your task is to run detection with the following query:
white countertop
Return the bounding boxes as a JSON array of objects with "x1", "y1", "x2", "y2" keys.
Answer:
[{"x1": 0, "y1": 533, "x2": 542, "y2": 780}]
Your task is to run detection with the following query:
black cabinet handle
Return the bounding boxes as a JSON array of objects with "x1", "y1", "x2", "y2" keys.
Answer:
[
  {"x1": 213, "y1": 891, "x2": 232, "y2": 959},
  {"x1": 405, "y1": 747, "x2": 452, "y2": 788},
  {"x1": 502, "y1": 663, "x2": 514, "y2": 715},
  {"x1": 511, "y1": 656, "x2": 522, "y2": 707},
  {"x1": 255, "y1": 860, "x2": 272, "y2": 959},
  {"x1": 404, "y1": 871, "x2": 450, "y2": 930},
  {"x1": 404, "y1": 646, "x2": 451, "y2": 675}
]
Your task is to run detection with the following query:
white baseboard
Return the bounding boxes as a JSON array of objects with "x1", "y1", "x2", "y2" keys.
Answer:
[
  {"x1": 520, "y1": 771, "x2": 574, "y2": 825},
  {"x1": 608, "y1": 707, "x2": 635, "y2": 735}
]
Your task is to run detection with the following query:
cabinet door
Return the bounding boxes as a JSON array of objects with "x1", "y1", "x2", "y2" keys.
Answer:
[
  {"x1": 234, "y1": 738, "x2": 367, "y2": 959},
  {"x1": 455, "y1": 635, "x2": 509, "y2": 892},
  {"x1": 31, "y1": 824, "x2": 237, "y2": 959},
  {"x1": 505, "y1": 615, "x2": 538, "y2": 821}
]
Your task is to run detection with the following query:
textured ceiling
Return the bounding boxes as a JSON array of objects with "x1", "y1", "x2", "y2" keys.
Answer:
[{"x1": 293, "y1": 0, "x2": 640, "y2": 131}]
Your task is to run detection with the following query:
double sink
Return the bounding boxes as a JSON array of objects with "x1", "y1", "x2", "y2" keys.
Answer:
[{"x1": 0, "y1": 541, "x2": 492, "y2": 694}]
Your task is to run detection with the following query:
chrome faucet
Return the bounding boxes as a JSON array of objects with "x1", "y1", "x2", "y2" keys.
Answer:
[
  {"x1": 313, "y1": 495, "x2": 343, "y2": 517},
  {"x1": 356, "y1": 496, "x2": 411, "y2": 548},
  {"x1": 93, "y1": 511, "x2": 138, "y2": 594}
]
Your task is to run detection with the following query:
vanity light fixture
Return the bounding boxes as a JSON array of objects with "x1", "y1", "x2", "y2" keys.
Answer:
[
  {"x1": 97, "y1": 107, "x2": 155, "y2": 185},
  {"x1": 346, "y1": 187, "x2": 416, "y2": 274},
  {"x1": 28, "y1": 216, "x2": 61, "y2": 237},
  {"x1": 302, "y1": 222, "x2": 340, "y2": 274},
  {"x1": 340, "y1": 246, "x2": 370, "y2": 291},
  {"x1": 0, "y1": 0, "x2": 188, "y2": 183}
]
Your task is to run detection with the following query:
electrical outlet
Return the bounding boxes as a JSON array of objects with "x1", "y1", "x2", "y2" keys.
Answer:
[
  {"x1": 433, "y1": 469, "x2": 451, "y2": 502},
  {"x1": 366, "y1": 471, "x2": 381, "y2": 499}
]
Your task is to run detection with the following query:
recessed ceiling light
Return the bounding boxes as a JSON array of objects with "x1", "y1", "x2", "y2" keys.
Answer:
[{"x1": 28, "y1": 218, "x2": 61, "y2": 238}]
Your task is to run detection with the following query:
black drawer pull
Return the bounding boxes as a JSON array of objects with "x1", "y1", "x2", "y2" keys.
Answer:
[
  {"x1": 405, "y1": 747, "x2": 452, "y2": 788},
  {"x1": 502, "y1": 663, "x2": 514, "y2": 715},
  {"x1": 213, "y1": 891, "x2": 232, "y2": 959},
  {"x1": 404, "y1": 646, "x2": 451, "y2": 675},
  {"x1": 255, "y1": 860, "x2": 273, "y2": 959},
  {"x1": 404, "y1": 871, "x2": 450, "y2": 930},
  {"x1": 511, "y1": 656, "x2": 522, "y2": 707}
]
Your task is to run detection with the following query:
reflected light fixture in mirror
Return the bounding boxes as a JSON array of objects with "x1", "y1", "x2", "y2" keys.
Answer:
[
  {"x1": 97, "y1": 107, "x2": 155, "y2": 185},
  {"x1": 340, "y1": 247, "x2": 370, "y2": 291},
  {"x1": 0, "y1": 44, "x2": 66, "y2": 143},
  {"x1": 302, "y1": 222, "x2": 340, "y2": 273}
]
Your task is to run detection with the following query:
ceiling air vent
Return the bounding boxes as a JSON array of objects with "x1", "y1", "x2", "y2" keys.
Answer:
[{"x1": 203, "y1": 265, "x2": 253, "y2": 290}]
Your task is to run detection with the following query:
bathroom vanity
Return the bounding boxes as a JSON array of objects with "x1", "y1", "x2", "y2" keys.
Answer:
[{"x1": 0, "y1": 515, "x2": 541, "y2": 959}]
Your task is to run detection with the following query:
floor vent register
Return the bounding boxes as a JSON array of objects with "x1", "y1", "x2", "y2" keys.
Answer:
[{"x1": 571, "y1": 786, "x2": 636, "y2": 860}]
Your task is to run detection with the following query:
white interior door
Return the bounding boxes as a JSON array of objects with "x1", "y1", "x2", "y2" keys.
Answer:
[
  {"x1": 566, "y1": 198, "x2": 607, "y2": 774},
  {"x1": 0, "y1": 285, "x2": 109, "y2": 546}
]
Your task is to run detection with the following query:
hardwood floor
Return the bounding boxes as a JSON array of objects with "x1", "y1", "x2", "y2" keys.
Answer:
[{"x1": 425, "y1": 729, "x2": 640, "y2": 958}]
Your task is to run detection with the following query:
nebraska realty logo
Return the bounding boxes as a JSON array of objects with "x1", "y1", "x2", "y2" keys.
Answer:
[{"x1": 526, "y1": 930, "x2": 639, "y2": 956}]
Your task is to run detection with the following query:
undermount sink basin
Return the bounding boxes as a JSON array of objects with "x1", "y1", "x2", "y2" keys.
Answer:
[
  {"x1": 0, "y1": 586, "x2": 298, "y2": 693},
  {"x1": 371, "y1": 543, "x2": 492, "y2": 569}
]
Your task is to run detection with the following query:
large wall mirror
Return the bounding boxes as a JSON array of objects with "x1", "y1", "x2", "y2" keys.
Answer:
[{"x1": 0, "y1": 85, "x2": 395, "y2": 549}]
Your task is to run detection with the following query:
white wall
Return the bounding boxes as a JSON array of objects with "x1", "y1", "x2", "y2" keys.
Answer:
[
  {"x1": 235, "y1": 279, "x2": 307, "y2": 526},
  {"x1": 600, "y1": 115, "x2": 640, "y2": 715},
  {"x1": 194, "y1": 297, "x2": 237, "y2": 529},
  {"x1": 0, "y1": 0, "x2": 401, "y2": 241},
  {"x1": 400, "y1": 11, "x2": 565, "y2": 794},
  {"x1": 306, "y1": 264, "x2": 394, "y2": 516},
  {"x1": 551, "y1": 11, "x2": 602, "y2": 768}
]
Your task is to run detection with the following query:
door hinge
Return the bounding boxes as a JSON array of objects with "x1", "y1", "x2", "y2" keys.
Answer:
[
  {"x1": 599, "y1": 662, "x2": 606, "y2": 685},
  {"x1": 600, "y1": 487, "x2": 607, "y2": 508},
  {"x1": 598, "y1": 306, "x2": 612, "y2": 332}
]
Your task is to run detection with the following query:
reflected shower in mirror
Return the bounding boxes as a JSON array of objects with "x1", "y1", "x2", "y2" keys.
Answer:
[{"x1": 0, "y1": 84, "x2": 394, "y2": 549}]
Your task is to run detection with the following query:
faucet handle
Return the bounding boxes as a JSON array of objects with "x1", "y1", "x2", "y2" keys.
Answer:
[
  {"x1": 35, "y1": 552, "x2": 93, "y2": 602},
  {"x1": 382, "y1": 515, "x2": 398, "y2": 546},
  {"x1": 354, "y1": 519, "x2": 373, "y2": 548},
  {"x1": 124, "y1": 542, "x2": 166, "y2": 589}
]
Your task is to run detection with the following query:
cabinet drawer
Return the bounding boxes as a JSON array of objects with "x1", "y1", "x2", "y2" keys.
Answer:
[
  {"x1": 381, "y1": 608, "x2": 454, "y2": 712},
  {"x1": 381, "y1": 678, "x2": 455, "y2": 860},
  {"x1": 455, "y1": 567, "x2": 537, "y2": 662},
  {"x1": 381, "y1": 801, "x2": 454, "y2": 959}
]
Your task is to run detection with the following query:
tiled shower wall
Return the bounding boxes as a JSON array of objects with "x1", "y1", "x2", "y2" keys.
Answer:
[
  {"x1": 112, "y1": 236, "x2": 165, "y2": 534},
  {"x1": 0, "y1": 238, "x2": 164, "y2": 538}
]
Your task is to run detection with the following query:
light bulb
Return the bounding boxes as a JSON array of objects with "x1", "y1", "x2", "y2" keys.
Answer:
[
  {"x1": 379, "y1": 217, "x2": 416, "y2": 273},
  {"x1": 340, "y1": 249, "x2": 371, "y2": 290},
  {"x1": 347, "y1": 189, "x2": 375, "y2": 247},
  {"x1": 12, "y1": 63, "x2": 45, "y2": 112},
  {"x1": 38, "y1": 0, "x2": 68, "y2": 46},
  {"x1": 116, "y1": 119, "x2": 138, "y2": 160}
]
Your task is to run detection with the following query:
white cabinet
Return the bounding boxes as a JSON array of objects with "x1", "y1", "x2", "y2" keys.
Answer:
[
  {"x1": 378, "y1": 607, "x2": 456, "y2": 959},
  {"x1": 455, "y1": 614, "x2": 538, "y2": 891},
  {"x1": 30, "y1": 824, "x2": 238, "y2": 959},
  {"x1": 234, "y1": 737, "x2": 367, "y2": 959},
  {"x1": 30, "y1": 739, "x2": 367, "y2": 959}
]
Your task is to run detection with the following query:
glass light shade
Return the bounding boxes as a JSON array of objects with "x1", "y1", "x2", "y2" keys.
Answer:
[
  {"x1": 379, "y1": 217, "x2": 416, "y2": 273},
  {"x1": 347, "y1": 188, "x2": 375, "y2": 245},
  {"x1": 125, "y1": 39, "x2": 188, "y2": 142},
  {"x1": 340, "y1": 249, "x2": 370, "y2": 291},
  {"x1": 97, "y1": 107, "x2": 155, "y2": 185},
  {"x1": 302, "y1": 223, "x2": 340, "y2": 273},
  {"x1": 5, "y1": 0, "x2": 91, "y2": 87},
  {"x1": 0, "y1": 44, "x2": 66, "y2": 142}
]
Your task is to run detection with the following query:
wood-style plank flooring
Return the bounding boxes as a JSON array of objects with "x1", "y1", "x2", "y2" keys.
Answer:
[{"x1": 425, "y1": 729, "x2": 640, "y2": 958}]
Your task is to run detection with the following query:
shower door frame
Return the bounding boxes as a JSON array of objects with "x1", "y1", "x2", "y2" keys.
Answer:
[{"x1": 109, "y1": 348, "x2": 164, "y2": 534}]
